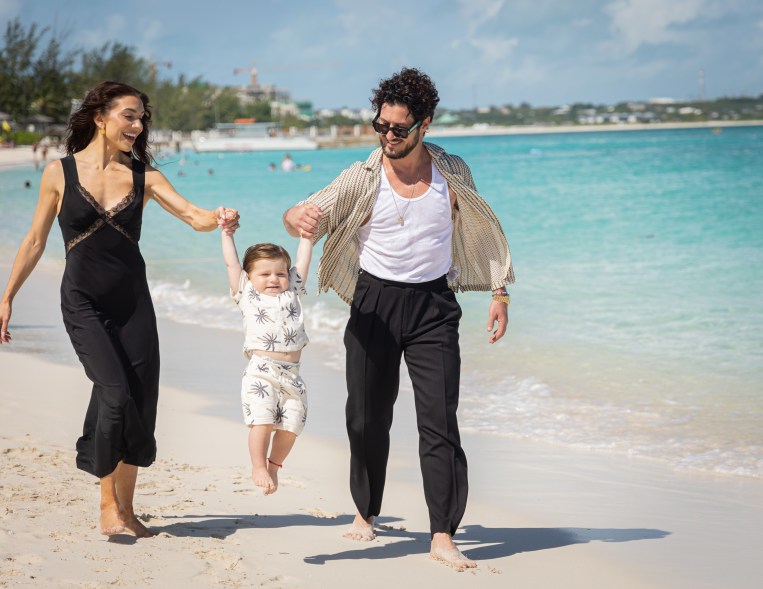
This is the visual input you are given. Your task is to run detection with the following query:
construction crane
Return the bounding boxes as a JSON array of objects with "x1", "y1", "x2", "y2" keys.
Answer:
[
  {"x1": 233, "y1": 60, "x2": 339, "y2": 87},
  {"x1": 233, "y1": 64, "x2": 260, "y2": 87},
  {"x1": 149, "y1": 60, "x2": 172, "y2": 83}
]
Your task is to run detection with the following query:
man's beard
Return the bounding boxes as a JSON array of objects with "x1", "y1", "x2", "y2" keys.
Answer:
[{"x1": 380, "y1": 128, "x2": 422, "y2": 160}]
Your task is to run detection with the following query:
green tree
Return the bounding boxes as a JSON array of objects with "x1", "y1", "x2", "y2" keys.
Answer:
[
  {"x1": 153, "y1": 75, "x2": 216, "y2": 131},
  {"x1": 210, "y1": 88, "x2": 243, "y2": 125},
  {"x1": 31, "y1": 34, "x2": 77, "y2": 122},
  {"x1": 74, "y1": 42, "x2": 150, "y2": 95},
  {"x1": 0, "y1": 19, "x2": 45, "y2": 120},
  {"x1": 242, "y1": 99, "x2": 273, "y2": 122}
]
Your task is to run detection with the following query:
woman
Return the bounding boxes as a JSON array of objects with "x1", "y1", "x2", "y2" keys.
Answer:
[{"x1": 0, "y1": 81, "x2": 239, "y2": 538}]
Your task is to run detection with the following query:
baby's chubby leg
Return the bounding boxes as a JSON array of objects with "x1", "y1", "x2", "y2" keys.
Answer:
[
  {"x1": 248, "y1": 424, "x2": 275, "y2": 494},
  {"x1": 266, "y1": 430, "x2": 297, "y2": 493}
]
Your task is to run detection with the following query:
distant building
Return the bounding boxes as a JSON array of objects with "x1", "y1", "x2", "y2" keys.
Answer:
[
  {"x1": 434, "y1": 113, "x2": 460, "y2": 125},
  {"x1": 237, "y1": 83, "x2": 290, "y2": 104},
  {"x1": 678, "y1": 106, "x2": 703, "y2": 116}
]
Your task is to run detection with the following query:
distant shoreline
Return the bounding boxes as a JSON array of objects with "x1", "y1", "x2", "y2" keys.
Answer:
[
  {"x1": 424, "y1": 118, "x2": 763, "y2": 138},
  {"x1": 2, "y1": 120, "x2": 761, "y2": 166},
  {"x1": 313, "y1": 119, "x2": 763, "y2": 148}
]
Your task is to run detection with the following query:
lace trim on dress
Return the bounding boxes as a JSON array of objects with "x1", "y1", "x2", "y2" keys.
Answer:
[
  {"x1": 66, "y1": 183, "x2": 138, "y2": 253},
  {"x1": 76, "y1": 182, "x2": 136, "y2": 218},
  {"x1": 66, "y1": 219, "x2": 104, "y2": 253}
]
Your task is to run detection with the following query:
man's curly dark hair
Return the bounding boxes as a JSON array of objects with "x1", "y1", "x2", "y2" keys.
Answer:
[{"x1": 370, "y1": 67, "x2": 440, "y2": 123}]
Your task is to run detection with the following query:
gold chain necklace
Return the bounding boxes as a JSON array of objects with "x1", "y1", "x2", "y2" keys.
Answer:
[
  {"x1": 392, "y1": 180, "x2": 416, "y2": 225},
  {"x1": 386, "y1": 161, "x2": 418, "y2": 225}
]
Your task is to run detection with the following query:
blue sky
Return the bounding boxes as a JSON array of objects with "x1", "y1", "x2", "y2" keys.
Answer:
[{"x1": 3, "y1": 0, "x2": 762, "y2": 110}]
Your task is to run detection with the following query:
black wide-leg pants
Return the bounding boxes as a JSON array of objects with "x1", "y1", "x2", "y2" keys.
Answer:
[{"x1": 344, "y1": 270, "x2": 467, "y2": 536}]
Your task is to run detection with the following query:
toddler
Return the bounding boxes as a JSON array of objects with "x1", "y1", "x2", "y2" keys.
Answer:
[{"x1": 222, "y1": 227, "x2": 312, "y2": 494}]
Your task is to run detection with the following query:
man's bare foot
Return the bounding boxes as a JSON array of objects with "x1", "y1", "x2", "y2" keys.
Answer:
[
  {"x1": 430, "y1": 533, "x2": 476, "y2": 570},
  {"x1": 100, "y1": 504, "x2": 127, "y2": 536},
  {"x1": 342, "y1": 514, "x2": 376, "y2": 541},
  {"x1": 265, "y1": 459, "x2": 281, "y2": 495},
  {"x1": 123, "y1": 515, "x2": 155, "y2": 538},
  {"x1": 252, "y1": 465, "x2": 275, "y2": 494}
]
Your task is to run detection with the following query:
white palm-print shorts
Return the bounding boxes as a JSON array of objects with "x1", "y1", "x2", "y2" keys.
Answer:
[{"x1": 241, "y1": 355, "x2": 307, "y2": 435}]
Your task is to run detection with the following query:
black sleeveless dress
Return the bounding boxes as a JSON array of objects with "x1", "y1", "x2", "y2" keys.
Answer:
[{"x1": 58, "y1": 155, "x2": 160, "y2": 478}]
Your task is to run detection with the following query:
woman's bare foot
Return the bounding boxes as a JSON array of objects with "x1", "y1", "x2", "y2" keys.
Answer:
[
  {"x1": 430, "y1": 533, "x2": 476, "y2": 570},
  {"x1": 342, "y1": 514, "x2": 376, "y2": 541},
  {"x1": 252, "y1": 465, "x2": 275, "y2": 494}
]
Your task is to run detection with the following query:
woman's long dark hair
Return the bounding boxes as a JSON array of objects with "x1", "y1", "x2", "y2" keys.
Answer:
[{"x1": 65, "y1": 81, "x2": 153, "y2": 164}]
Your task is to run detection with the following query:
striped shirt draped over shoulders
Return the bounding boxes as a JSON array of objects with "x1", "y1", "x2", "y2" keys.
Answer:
[{"x1": 299, "y1": 142, "x2": 514, "y2": 304}]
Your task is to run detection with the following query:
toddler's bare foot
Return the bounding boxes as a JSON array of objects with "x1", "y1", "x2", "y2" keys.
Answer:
[
  {"x1": 342, "y1": 514, "x2": 376, "y2": 541},
  {"x1": 430, "y1": 533, "x2": 476, "y2": 570},
  {"x1": 252, "y1": 465, "x2": 275, "y2": 494},
  {"x1": 265, "y1": 459, "x2": 281, "y2": 495}
]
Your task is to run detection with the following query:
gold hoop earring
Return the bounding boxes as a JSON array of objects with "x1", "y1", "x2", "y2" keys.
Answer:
[{"x1": 99, "y1": 127, "x2": 106, "y2": 136}]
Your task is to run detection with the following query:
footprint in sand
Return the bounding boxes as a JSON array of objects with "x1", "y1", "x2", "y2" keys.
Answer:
[
  {"x1": 260, "y1": 574, "x2": 302, "y2": 588},
  {"x1": 193, "y1": 546, "x2": 247, "y2": 585},
  {"x1": 302, "y1": 507, "x2": 338, "y2": 519},
  {"x1": 276, "y1": 476, "x2": 305, "y2": 489},
  {"x1": 0, "y1": 553, "x2": 43, "y2": 578}
]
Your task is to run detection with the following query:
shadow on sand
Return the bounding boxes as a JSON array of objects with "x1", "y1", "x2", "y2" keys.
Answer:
[
  {"x1": 304, "y1": 522, "x2": 671, "y2": 564},
  {"x1": 153, "y1": 512, "x2": 357, "y2": 539},
  {"x1": 149, "y1": 512, "x2": 669, "y2": 564}
]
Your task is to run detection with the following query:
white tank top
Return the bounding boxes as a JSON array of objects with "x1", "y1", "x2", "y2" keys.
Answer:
[{"x1": 358, "y1": 163, "x2": 452, "y2": 282}]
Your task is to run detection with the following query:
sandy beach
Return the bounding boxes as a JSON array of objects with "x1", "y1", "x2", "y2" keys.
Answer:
[
  {"x1": 0, "y1": 145, "x2": 37, "y2": 169},
  {"x1": 2, "y1": 148, "x2": 763, "y2": 588}
]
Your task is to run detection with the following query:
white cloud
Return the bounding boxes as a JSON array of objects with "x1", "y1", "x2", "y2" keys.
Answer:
[
  {"x1": 79, "y1": 13, "x2": 127, "y2": 48},
  {"x1": 142, "y1": 20, "x2": 163, "y2": 44},
  {"x1": 457, "y1": 0, "x2": 506, "y2": 36},
  {"x1": 469, "y1": 36, "x2": 519, "y2": 64},
  {"x1": 603, "y1": 0, "x2": 706, "y2": 56},
  {"x1": 333, "y1": 0, "x2": 378, "y2": 47},
  {"x1": 498, "y1": 55, "x2": 550, "y2": 88}
]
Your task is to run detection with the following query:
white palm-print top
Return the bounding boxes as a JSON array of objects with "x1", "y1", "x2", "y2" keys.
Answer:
[{"x1": 232, "y1": 267, "x2": 309, "y2": 357}]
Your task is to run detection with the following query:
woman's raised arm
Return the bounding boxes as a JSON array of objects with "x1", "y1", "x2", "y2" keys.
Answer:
[{"x1": 145, "y1": 167, "x2": 239, "y2": 232}]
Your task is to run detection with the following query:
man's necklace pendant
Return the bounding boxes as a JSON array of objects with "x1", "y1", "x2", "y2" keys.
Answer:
[{"x1": 397, "y1": 215, "x2": 403, "y2": 225}]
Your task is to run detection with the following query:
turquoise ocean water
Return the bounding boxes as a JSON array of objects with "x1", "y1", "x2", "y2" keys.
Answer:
[{"x1": 2, "y1": 126, "x2": 762, "y2": 478}]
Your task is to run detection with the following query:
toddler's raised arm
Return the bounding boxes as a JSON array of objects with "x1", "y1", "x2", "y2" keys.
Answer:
[
  {"x1": 294, "y1": 236, "x2": 313, "y2": 288},
  {"x1": 222, "y1": 229, "x2": 243, "y2": 294}
]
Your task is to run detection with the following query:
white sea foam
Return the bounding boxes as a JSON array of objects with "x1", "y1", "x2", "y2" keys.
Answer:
[
  {"x1": 458, "y1": 371, "x2": 763, "y2": 479},
  {"x1": 148, "y1": 279, "x2": 349, "y2": 343}
]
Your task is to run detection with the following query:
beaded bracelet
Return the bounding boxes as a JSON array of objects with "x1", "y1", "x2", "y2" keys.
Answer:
[{"x1": 491, "y1": 293, "x2": 510, "y2": 304}]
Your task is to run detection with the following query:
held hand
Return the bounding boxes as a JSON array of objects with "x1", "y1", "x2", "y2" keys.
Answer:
[
  {"x1": 288, "y1": 204, "x2": 323, "y2": 239},
  {"x1": 0, "y1": 300, "x2": 12, "y2": 344},
  {"x1": 486, "y1": 300, "x2": 508, "y2": 344},
  {"x1": 216, "y1": 206, "x2": 240, "y2": 234}
]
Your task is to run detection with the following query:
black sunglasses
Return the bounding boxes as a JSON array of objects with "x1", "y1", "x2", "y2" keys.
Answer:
[{"x1": 372, "y1": 119, "x2": 422, "y2": 139}]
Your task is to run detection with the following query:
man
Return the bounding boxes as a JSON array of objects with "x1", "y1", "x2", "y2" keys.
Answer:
[{"x1": 283, "y1": 67, "x2": 513, "y2": 570}]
